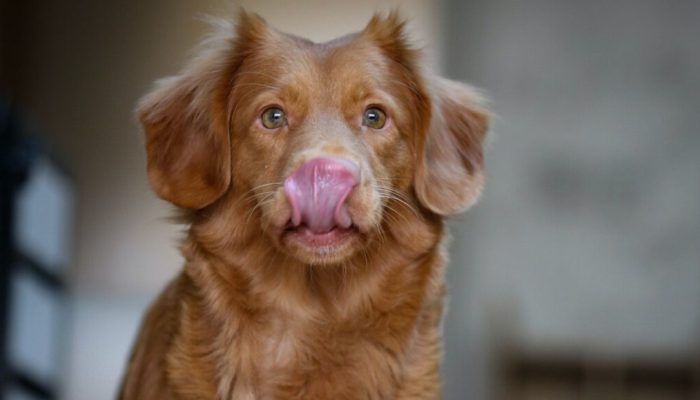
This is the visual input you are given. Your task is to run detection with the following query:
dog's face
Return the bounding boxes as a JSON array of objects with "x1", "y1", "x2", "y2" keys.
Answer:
[
  {"x1": 230, "y1": 34, "x2": 419, "y2": 264},
  {"x1": 139, "y1": 13, "x2": 488, "y2": 265}
]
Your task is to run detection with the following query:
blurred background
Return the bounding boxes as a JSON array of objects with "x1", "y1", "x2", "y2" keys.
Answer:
[{"x1": 1, "y1": 0, "x2": 699, "y2": 399}]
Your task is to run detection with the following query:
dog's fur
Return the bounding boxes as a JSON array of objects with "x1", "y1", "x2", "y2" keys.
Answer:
[{"x1": 120, "y1": 11, "x2": 488, "y2": 400}]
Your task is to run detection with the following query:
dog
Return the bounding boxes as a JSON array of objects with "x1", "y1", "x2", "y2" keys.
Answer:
[{"x1": 119, "y1": 11, "x2": 488, "y2": 400}]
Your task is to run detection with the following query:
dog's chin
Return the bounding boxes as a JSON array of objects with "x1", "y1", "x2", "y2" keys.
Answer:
[{"x1": 281, "y1": 225, "x2": 362, "y2": 266}]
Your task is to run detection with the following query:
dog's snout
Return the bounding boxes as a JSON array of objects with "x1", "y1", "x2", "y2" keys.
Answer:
[{"x1": 284, "y1": 157, "x2": 360, "y2": 233}]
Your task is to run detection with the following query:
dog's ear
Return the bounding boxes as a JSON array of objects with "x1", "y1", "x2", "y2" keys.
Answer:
[
  {"x1": 363, "y1": 13, "x2": 489, "y2": 215},
  {"x1": 137, "y1": 12, "x2": 269, "y2": 209},
  {"x1": 414, "y1": 78, "x2": 490, "y2": 216}
]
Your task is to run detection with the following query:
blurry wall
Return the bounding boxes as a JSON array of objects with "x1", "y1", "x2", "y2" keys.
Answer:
[
  {"x1": 442, "y1": 0, "x2": 700, "y2": 398},
  {"x1": 1, "y1": 1, "x2": 443, "y2": 399}
]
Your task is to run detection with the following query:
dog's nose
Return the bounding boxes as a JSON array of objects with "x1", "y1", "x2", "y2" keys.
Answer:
[{"x1": 284, "y1": 157, "x2": 360, "y2": 233}]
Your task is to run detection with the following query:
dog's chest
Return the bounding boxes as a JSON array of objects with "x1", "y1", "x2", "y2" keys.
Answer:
[
  {"x1": 260, "y1": 319, "x2": 303, "y2": 369},
  {"x1": 220, "y1": 315, "x2": 403, "y2": 400}
]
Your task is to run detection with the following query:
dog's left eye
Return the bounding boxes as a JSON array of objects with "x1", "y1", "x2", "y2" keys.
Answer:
[
  {"x1": 362, "y1": 107, "x2": 386, "y2": 129},
  {"x1": 261, "y1": 107, "x2": 286, "y2": 129}
]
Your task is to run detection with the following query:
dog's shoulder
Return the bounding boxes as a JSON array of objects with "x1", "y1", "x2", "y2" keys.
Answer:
[{"x1": 118, "y1": 273, "x2": 188, "y2": 399}]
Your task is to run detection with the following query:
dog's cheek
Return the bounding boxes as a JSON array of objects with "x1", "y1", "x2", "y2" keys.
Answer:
[
  {"x1": 347, "y1": 166, "x2": 382, "y2": 232},
  {"x1": 260, "y1": 189, "x2": 293, "y2": 233},
  {"x1": 357, "y1": 129, "x2": 413, "y2": 230},
  {"x1": 372, "y1": 128, "x2": 414, "y2": 191},
  {"x1": 232, "y1": 125, "x2": 287, "y2": 189}
]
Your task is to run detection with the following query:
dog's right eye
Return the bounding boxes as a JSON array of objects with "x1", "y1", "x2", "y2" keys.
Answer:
[
  {"x1": 261, "y1": 107, "x2": 286, "y2": 129},
  {"x1": 362, "y1": 107, "x2": 386, "y2": 129}
]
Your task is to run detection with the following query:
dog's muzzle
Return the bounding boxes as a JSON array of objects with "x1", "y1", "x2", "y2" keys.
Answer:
[{"x1": 284, "y1": 157, "x2": 360, "y2": 233}]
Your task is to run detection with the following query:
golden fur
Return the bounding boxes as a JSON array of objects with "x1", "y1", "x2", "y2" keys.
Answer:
[{"x1": 120, "y1": 11, "x2": 489, "y2": 400}]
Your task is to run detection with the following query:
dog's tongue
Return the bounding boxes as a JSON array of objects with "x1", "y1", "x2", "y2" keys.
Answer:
[{"x1": 284, "y1": 157, "x2": 359, "y2": 233}]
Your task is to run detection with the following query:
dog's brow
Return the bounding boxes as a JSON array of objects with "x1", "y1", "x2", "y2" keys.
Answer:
[
  {"x1": 232, "y1": 82, "x2": 282, "y2": 92},
  {"x1": 234, "y1": 71, "x2": 284, "y2": 82}
]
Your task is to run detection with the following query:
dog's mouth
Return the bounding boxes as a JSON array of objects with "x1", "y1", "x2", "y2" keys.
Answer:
[
  {"x1": 276, "y1": 157, "x2": 365, "y2": 262},
  {"x1": 283, "y1": 222, "x2": 358, "y2": 248},
  {"x1": 277, "y1": 218, "x2": 362, "y2": 265}
]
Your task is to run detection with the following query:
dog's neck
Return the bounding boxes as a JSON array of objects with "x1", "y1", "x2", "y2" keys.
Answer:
[{"x1": 182, "y1": 193, "x2": 444, "y2": 322}]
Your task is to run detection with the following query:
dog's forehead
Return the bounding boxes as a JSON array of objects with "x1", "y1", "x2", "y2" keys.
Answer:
[{"x1": 240, "y1": 31, "x2": 392, "y2": 90}]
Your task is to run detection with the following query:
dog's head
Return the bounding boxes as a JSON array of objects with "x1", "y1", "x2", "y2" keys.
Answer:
[{"x1": 138, "y1": 12, "x2": 488, "y2": 265}]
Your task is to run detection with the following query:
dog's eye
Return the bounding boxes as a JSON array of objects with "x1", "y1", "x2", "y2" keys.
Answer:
[
  {"x1": 261, "y1": 107, "x2": 286, "y2": 129},
  {"x1": 362, "y1": 107, "x2": 386, "y2": 129}
]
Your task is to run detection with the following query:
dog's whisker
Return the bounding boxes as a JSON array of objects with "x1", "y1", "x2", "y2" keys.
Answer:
[
  {"x1": 376, "y1": 189, "x2": 419, "y2": 218},
  {"x1": 374, "y1": 224, "x2": 388, "y2": 247},
  {"x1": 378, "y1": 198, "x2": 412, "y2": 226},
  {"x1": 382, "y1": 209, "x2": 408, "y2": 230},
  {"x1": 243, "y1": 196, "x2": 277, "y2": 226},
  {"x1": 232, "y1": 182, "x2": 283, "y2": 207}
]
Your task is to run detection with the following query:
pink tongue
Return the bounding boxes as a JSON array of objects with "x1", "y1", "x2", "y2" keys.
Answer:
[{"x1": 284, "y1": 157, "x2": 359, "y2": 233}]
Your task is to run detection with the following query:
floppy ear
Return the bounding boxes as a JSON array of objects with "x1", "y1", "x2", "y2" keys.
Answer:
[
  {"x1": 414, "y1": 78, "x2": 490, "y2": 216},
  {"x1": 137, "y1": 12, "x2": 269, "y2": 209}
]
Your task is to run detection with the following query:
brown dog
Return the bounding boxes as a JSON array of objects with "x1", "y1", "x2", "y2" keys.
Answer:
[{"x1": 119, "y1": 11, "x2": 488, "y2": 400}]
